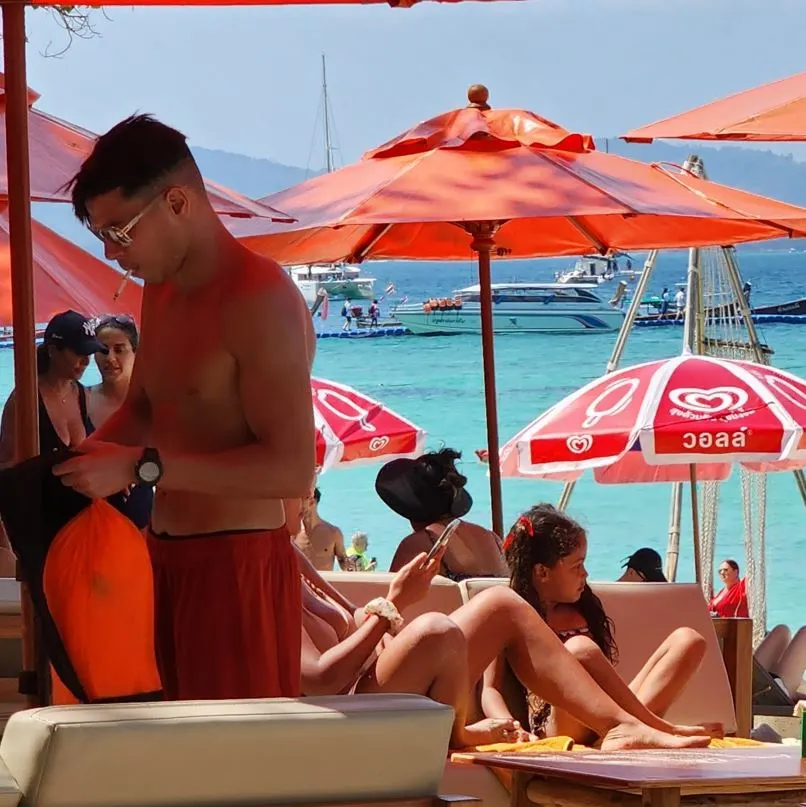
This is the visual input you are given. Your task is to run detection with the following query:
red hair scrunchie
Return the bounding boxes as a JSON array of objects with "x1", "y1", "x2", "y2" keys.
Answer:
[{"x1": 502, "y1": 515, "x2": 534, "y2": 551}]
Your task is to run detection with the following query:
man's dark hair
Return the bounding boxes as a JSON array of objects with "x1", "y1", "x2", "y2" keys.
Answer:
[
  {"x1": 69, "y1": 114, "x2": 200, "y2": 225},
  {"x1": 313, "y1": 488, "x2": 321, "y2": 504}
]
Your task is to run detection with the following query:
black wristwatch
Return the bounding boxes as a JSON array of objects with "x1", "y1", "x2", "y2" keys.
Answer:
[{"x1": 135, "y1": 447, "x2": 163, "y2": 486}]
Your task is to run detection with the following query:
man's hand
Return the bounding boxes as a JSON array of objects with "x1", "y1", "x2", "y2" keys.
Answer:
[{"x1": 52, "y1": 441, "x2": 141, "y2": 499}]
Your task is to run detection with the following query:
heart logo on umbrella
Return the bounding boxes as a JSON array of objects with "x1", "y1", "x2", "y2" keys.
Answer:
[
  {"x1": 669, "y1": 387, "x2": 748, "y2": 415},
  {"x1": 369, "y1": 436, "x2": 390, "y2": 452},
  {"x1": 566, "y1": 434, "x2": 593, "y2": 454}
]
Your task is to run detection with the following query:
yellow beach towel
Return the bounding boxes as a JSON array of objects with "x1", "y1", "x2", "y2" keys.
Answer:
[{"x1": 452, "y1": 735, "x2": 766, "y2": 759}]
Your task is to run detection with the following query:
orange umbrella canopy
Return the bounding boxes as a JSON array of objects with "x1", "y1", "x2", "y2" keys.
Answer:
[
  {"x1": 0, "y1": 74, "x2": 291, "y2": 220},
  {"x1": 0, "y1": 213, "x2": 142, "y2": 327},
  {"x1": 229, "y1": 86, "x2": 806, "y2": 263},
  {"x1": 622, "y1": 72, "x2": 806, "y2": 143},
  {"x1": 33, "y1": 0, "x2": 504, "y2": 5}
]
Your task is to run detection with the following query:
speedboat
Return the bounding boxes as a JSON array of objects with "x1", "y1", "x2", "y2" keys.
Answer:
[{"x1": 392, "y1": 283, "x2": 626, "y2": 335}]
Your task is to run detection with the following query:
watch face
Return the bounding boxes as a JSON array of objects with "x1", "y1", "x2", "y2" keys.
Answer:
[{"x1": 138, "y1": 461, "x2": 161, "y2": 484}]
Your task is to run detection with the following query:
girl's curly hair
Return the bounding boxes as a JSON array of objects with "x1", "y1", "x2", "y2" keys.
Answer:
[{"x1": 504, "y1": 503, "x2": 617, "y2": 663}]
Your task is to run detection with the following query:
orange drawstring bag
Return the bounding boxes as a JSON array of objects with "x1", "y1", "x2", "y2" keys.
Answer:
[{"x1": 43, "y1": 499, "x2": 162, "y2": 703}]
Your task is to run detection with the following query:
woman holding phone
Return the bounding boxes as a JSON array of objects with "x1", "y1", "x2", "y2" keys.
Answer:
[{"x1": 379, "y1": 448, "x2": 508, "y2": 579}]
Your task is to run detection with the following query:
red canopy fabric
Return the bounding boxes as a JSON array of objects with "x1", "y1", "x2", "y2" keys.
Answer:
[
  {"x1": 228, "y1": 95, "x2": 806, "y2": 263},
  {"x1": 0, "y1": 75, "x2": 291, "y2": 220},
  {"x1": 622, "y1": 72, "x2": 806, "y2": 143},
  {"x1": 32, "y1": 0, "x2": 511, "y2": 6},
  {"x1": 0, "y1": 213, "x2": 142, "y2": 327}
]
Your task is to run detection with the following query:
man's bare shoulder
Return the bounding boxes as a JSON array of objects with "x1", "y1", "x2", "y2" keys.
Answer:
[{"x1": 221, "y1": 248, "x2": 312, "y2": 349}]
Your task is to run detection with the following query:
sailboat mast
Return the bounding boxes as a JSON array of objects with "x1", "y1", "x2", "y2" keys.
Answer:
[{"x1": 322, "y1": 54, "x2": 334, "y2": 174}]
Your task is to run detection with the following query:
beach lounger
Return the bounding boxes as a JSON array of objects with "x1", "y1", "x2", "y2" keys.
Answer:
[{"x1": 0, "y1": 694, "x2": 459, "y2": 807}]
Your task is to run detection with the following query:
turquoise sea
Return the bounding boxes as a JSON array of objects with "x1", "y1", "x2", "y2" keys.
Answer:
[{"x1": 1, "y1": 247, "x2": 804, "y2": 629}]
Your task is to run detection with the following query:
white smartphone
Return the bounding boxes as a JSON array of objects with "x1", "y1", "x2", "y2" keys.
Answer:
[{"x1": 426, "y1": 518, "x2": 462, "y2": 562}]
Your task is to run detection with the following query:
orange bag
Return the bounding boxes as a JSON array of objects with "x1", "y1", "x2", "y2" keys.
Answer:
[{"x1": 43, "y1": 499, "x2": 162, "y2": 704}]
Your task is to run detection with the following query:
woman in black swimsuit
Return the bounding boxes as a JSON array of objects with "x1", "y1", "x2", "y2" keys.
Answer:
[
  {"x1": 0, "y1": 311, "x2": 107, "y2": 573},
  {"x1": 378, "y1": 448, "x2": 508, "y2": 580},
  {"x1": 0, "y1": 310, "x2": 150, "y2": 530},
  {"x1": 482, "y1": 504, "x2": 718, "y2": 742},
  {"x1": 87, "y1": 315, "x2": 153, "y2": 530},
  {"x1": 0, "y1": 311, "x2": 106, "y2": 464}
]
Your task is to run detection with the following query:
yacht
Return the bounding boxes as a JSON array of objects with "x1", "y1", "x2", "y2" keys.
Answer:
[
  {"x1": 392, "y1": 283, "x2": 626, "y2": 335},
  {"x1": 555, "y1": 255, "x2": 642, "y2": 286},
  {"x1": 289, "y1": 56, "x2": 375, "y2": 307},
  {"x1": 555, "y1": 256, "x2": 615, "y2": 285},
  {"x1": 289, "y1": 264, "x2": 375, "y2": 306}
]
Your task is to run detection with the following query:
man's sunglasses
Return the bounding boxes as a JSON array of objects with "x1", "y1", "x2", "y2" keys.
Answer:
[{"x1": 91, "y1": 192, "x2": 165, "y2": 248}]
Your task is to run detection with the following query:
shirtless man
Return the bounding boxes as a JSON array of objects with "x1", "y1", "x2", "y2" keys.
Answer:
[
  {"x1": 53, "y1": 114, "x2": 315, "y2": 701},
  {"x1": 294, "y1": 488, "x2": 353, "y2": 571}
]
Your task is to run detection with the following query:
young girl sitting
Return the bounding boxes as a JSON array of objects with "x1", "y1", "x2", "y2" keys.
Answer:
[{"x1": 483, "y1": 503, "x2": 720, "y2": 744}]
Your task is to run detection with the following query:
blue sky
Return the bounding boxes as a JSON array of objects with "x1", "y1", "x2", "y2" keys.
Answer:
[{"x1": 20, "y1": 0, "x2": 806, "y2": 170}]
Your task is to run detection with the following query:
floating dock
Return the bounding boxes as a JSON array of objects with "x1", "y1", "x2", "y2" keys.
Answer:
[
  {"x1": 635, "y1": 314, "x2": 806, "y2": 328},
  {"x1": 316, "y1": 326, "x2": 410, "y2": 339}
]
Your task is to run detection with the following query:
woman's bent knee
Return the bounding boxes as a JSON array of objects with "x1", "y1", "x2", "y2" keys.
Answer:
[
  {"x1": 670, "y1": 627, "x2": 707, "y2": 659},
  {"x1": 407, "y1": 612, "x2": 465, "y2": 650}
]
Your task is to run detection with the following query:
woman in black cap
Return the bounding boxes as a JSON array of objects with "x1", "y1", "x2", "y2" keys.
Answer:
[
  {"x1": 0, "y1": 311, "x2": 108, "y2": 466},
  {"x1": 618, "y1": 548, "x2": 668, "y2": 583},
  {"x1": 0, "y1": 311, "x2": 108, "y2": 574},
  {"x1": 378, "y1": 448, "x2": 508, "y2": 579}
]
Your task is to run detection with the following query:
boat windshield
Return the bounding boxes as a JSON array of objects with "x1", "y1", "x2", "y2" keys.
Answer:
[{"x1": 460, "y1": 286, "x2": 602, "y2": 304}]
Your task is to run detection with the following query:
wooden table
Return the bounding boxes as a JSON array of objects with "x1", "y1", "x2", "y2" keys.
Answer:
[{"x1": 453, "y1": 746, "x2": 806, "y2": 807}]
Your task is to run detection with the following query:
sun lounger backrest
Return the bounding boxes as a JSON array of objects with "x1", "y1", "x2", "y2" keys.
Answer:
[
  {"x1": 0, "y1": 695, "x2": 453, "y2": 807},
  {"x1": 322, "y1": 571, "x2": 464, "y2": 619},
  {"x1": 460, "y1": 578, "x2": 737, "y2": 734}
]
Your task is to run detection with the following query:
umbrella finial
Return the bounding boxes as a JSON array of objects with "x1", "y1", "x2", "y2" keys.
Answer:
[{"x1": 467, "y1": 84, "x2": 491, "y2": 111}]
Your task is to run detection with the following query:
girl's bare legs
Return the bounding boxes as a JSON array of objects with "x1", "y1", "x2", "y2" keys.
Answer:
[
  {"x1": 450, "y1": 587, "x2": 709, "y2": 750},
  {"x1": 755, "y1": 624, "x2": 791, "y2": 673},
  {"x1": 545, "y1": 630, "x2": 717, "y2": 744},
  {"x1": 629, "y1": 628, "x2": 709, "y2": 717},
  {"x1": 354, "y1": 612, "x2": 519, "y2": 748}
]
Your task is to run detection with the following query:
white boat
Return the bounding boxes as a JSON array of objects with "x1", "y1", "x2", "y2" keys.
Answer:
[
  {"x1": 290, "y1": 264, "x2": 375, "y2": 306},
  {"x1": 289, "y1": 56, "x2": 375, "y2": 307},
  {"x1": 392, "y1": 283, "x2": 626, "y2": 335},
  {"x1": 555, "y1": 256, "x2": 615, "y2": 285},
  {"x1": 555, "y1": 255, "x2": 642, "y2": 285}
]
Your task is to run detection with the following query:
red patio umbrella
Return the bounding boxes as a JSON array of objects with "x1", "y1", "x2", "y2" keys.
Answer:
[
  {"x1": 228, "y1": 85, "x2": 806, "y2": 537},
  {"x1": 0, "y1": 74, "x2": 292, "y2": 220},
  {"x1": 0, "y1": 213, "x2": 142, "y2": 327},
  {"x1": 622, "y1": 72, "x2": 806, "y2": 143},
  {"x1": 313, "y1": 377, "x2": 426, "y2": 470},
  {"x1": 496, "y1": 354, "x2": 806, "y2": 482}
]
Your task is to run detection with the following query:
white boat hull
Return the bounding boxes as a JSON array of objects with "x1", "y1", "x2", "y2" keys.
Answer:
[{"x1": 394, "y1": 304, "x2": 625, "y2": 335}]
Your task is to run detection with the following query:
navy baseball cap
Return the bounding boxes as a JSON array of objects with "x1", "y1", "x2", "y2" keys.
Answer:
[{"x1": 43, "y1": 311, "x2": 108, "y2": 355}]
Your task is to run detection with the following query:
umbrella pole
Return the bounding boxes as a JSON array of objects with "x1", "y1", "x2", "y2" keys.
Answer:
[
  {"x1": 558, "y1": 250, "x2": 659, "y2": 511},
  {"x1": 665, "y1": 482, "x2": 682, "y2": 581},
  {"x1": 470, "y1": 224, "x2": 503, "y2": 538},
  {"x1": 3, "y1": 1, "x2": 43, "y2": 708},
  {"x1": 689, "y1": 464, "x2": 702, "y2": 586}
]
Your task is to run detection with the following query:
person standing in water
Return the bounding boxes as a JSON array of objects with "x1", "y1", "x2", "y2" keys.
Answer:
[
  {"x1": 87, "y1": 315, "x2": 153, "y2": 530},
  {"x1": 54, "y1": 114, "x2": 315, "y2": 701}
]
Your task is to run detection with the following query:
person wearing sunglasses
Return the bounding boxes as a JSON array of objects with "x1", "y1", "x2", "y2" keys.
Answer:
[{"x1": 53, "y1": 114, "x2": 316, "y2": 703}]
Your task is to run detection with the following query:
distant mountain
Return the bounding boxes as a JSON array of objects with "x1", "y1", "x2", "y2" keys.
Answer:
[{"x1": 191, "y1": 147, "x2": 311, "y2": 199}]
